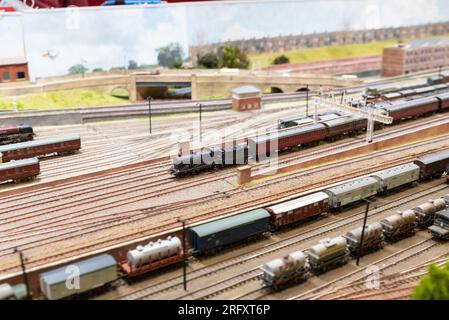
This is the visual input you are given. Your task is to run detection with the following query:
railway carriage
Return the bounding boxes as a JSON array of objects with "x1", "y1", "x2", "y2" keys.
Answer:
[
  {"x1": 260, "y1": 251, "x2": 307, "y2": 290},
  {"x1": 322, "y1": 116, "x2": 356, "y2": 140},
  {"x1": 265, "y1": 192, "x2": 329, "y2": 228},
  {"x1": 381, "y1": 97, "x2": 440, "y2": 122},
  {"x1": 344, "y1": 222, "x2": 383, "y2": 255},
  {"x1": 324, "y1": 177, "x2": 379, "y2": 209},
  {"x1": 248, "y1": 123, "x2": 327, "y2": 159},
  {"x1": 413, "y1": 149, "x2": 449, "y2": 179},
  {"x1": 0, "y1": 158, "x2": 40, "y2": 183},
  {"x1": 370, "y1": 163, "x2": 420, "y2": 194},
  {"x1": 308, "y1": 237, "x2": 349, "y2": 273},
  {"x1": 0, "y1": 135, "x2": 81, "y2": 162},
  {"x1": 188, "y1": 209, "x2": 271, "y2": 255},
  {"x1": 436, "y1": 92, "x2": 449, "y2": 110},
  {"x1": 40, "y1": 254, "x2": 118, "y2": 300}
]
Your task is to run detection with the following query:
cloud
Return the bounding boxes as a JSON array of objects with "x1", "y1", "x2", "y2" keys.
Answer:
[{"x1": 220, "y1": 24, "x2": 266, "y2": 42}]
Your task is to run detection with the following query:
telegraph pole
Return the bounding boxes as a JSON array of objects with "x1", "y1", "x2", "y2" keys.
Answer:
[
  {"x1": 356, "y1": 199, "x2": 371, "y2": 266},
  {"x1": 198, "y1": 103, "x2": 203, "y2": 143},
  {"x1": 15, "y1": 248, "x2": 30, "y2": 299},
  {"x1": 178, "y1": 217, "x2": 188, "y2": 291},
  {"x1": 148, "y1": 96, "x2": 153, "y2": 134},
  {"x1": 306, "y1": 84, "x2": 309, "y2": 116}
]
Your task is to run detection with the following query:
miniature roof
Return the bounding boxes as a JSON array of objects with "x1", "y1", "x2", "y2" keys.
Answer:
[
  {"x1": 0, "y1": 57, "x2": 28, "y2": 66},
  {"x1": 231, "y1": 86, "x2": 261, "y2": 95}
]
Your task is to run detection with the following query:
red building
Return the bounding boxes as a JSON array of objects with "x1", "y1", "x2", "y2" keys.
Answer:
[
  {"x1": 382, "y1": 38, "x2": 449, "y2": 77},
  {"x1": 0, "y1": 58, "x2": 29, "y2": 83},
  {"x1": 231, "y1": 86, "x2": 262, "y2": 112}
]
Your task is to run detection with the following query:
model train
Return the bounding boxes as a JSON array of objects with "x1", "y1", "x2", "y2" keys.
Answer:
[
  {"x1": 171, "y1": 92, "x2": 449, "y2": 177},
  {"x1": 0, "y1": 135, "x2": 81, "y2": 163},
  {"x1": 261, "y1": 194, "x2": 449, "y2": 290},
  {"x1": 0, "y1": 124, "x2": 34, "y2": 145},
  {"x1": 0, "y1": 158, "x2": 40, "y2": 184},
  {"x1": 3, "y1": 149, "x2": 448, "y2": 300}
]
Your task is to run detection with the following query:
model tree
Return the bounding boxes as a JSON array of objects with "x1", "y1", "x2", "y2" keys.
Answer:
[
  {"x1": 198, "y1": 52, "x2": 219, "y2": 69},
  {"x1": 68, "y1": 64, "x2": 88, "y2": 74},
  {"x1": 128, "y1": 60, "x2": 139, "y2": 70},
  {"x1": 413, "y1": 262, "x2": 449, "y2": 300},
  {"x1": 218, "y1": 45, "x2": 250, "y2": 69},
  {"x1": 156, "y1": 43, "x2": 184, "y2": 68},
  {"x1": 273, "y1": 54, "x2": 290, "y2": 65}
]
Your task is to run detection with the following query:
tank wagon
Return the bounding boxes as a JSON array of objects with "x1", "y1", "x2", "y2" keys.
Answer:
[
  {"x1": 370, "y1": 163, "x2": 420, "y2": 194},
  {"x1": 0, "y1": 283, "x2": 27, "y2": 300},
  {"x1": 414, "y1": 198, "x2": 447, "y2": 227},
  {"x1": 40, "y1": 254, "x2": 118, "y2": 300},
  {"x1": 0, "y1": 157, "x2": 40, "y2": 184},
  {"x1": 324, "y1": 177, "x2": 379, "y2": 209},
  {"x1": 380, "y1": 210, "x2": 417, "y2": 241},
  {"x1": 261, "y1": 251, "x2": 307, "y2": 290},
  {"x1": 188, "y1": 209, "x2": 271, "y2": 255},
  {"x1": 118, "y1": 236, "x2": 184, "y2": 277},
  {"x1": 429, "y1": 208, "x2": 449, "y2": 239},
  {"x1": 308, "y1": 236, "x2": 349, "y2": 273},
  {"x1": 0, "y1": 124, "x2": 34, "y2": 145},
  {"x1": 344, "y1": 222, "x2": 384, "y2": 255},
  {"x1": 0, "y1": 135, "x2": 81, "y2": 162},
  {"x1": 265, "y1": 192, "x2": 329, "y2": 228},
  {"x1": 413, "y1": 149, "x2": 449, "y2": 179}
]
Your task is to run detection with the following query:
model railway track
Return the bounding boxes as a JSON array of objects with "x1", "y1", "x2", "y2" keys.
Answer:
[
  {"x1": 289, "y1": 238, "x2": 440, "y2": 300},
  {"x1": 0, "y1": 137, "x2": 447, "y2": 276},
  {"x1": 114, "y1": 183, "x2": 447, "y2": 300},
  {"x1": 317, "y1": 254, "x2": 449, "y2": 300}
]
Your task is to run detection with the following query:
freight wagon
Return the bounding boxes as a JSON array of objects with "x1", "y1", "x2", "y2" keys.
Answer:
[
  {"x1": 0, "y1": 135, "x2": 81, "y2": 162},
  {"x1": 261, "y1": 251, "x2": 307, "y2": 290},
  {"x1": 324, "y1": 177, "x2": 379, "y2": 209},
  {"x1": 344, "y1": 222, "x2": 383, "y2": 255},
  {"x1": 265, "y1": 192, "x2": 329, "y2": 228},
  {"x1": 413, "y1": 149, "x2": 449, "y2": 179},
  {"x1": 0, "y1": 283, "x2": 27, "y2": 300},
  {"x1": 370, "y1": 163, "x2": 420, "y2": 194},
  {"x1": 380, "y1": 210, "x2": 417, "y2": 241},
  {"x1": 308, "y1": 237, "x2": 349, "y2": 273},
  {"x1": 40, "y1": 254, "x2": 118, "y2": 300},
  {"x1": 429, "y1": 209, "x2": 449, "y2": 239},
  {"x1": 188, "y1": 209, "x2": 271, "y2": 255}
]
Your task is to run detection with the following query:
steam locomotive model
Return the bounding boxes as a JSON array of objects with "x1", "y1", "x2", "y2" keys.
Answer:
[{"x1": 0, "y1": 124, "x2": 34, "y2": 145}]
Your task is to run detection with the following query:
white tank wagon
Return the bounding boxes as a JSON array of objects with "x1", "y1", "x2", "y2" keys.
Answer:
[
  {"x1": 380, "y1": 210, "x2": 417, "y2": 241},
  {"x1": 119, "y1": 236, "x2": 184, "y2": 277},
  {"x1": 414, "y1": 198, "x2": 447, "y2": 227},
  {"x1": 308, "y1": 236, "x2": 349, "y2": 273},
  {"x1": 324, "y1": 177, "x2": 379, "y2": 209},
  {"x1": 370, "y1": 163, "x2": 420, "y2": 194},
  {"x1": 344, "y1": 222, "x2": 383, "y2": 255},
  {"x1": 0, "y1": 283, "x2": 27, "y2": 300},
  {"x1": 260, "y1": 251, "x2": 307, "y2": 290}
]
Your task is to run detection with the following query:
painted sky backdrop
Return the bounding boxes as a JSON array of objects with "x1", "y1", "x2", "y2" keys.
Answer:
[{"x1": 1, "y1": 0, "x2": 449, "y2": 80}]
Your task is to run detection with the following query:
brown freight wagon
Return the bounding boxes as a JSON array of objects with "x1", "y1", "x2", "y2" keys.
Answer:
[
  {"x1": 265, "y1": 192, "x2": 329, "y2": 228},
  {"x1": 414, "y1": 149, "x2": 449, "y2": 179},
  {"x1": 0, "y1": 135, "x2": 80, "y2": 162}
]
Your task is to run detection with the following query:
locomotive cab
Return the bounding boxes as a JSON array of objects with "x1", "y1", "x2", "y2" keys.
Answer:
[{"x1": 429, "y1": 209, "x2": 449, "y2": 239}]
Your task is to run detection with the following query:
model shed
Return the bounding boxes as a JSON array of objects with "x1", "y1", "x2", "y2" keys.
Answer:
[{"x1": 231, "y1": 86, "x2": 262, "y2": 112}]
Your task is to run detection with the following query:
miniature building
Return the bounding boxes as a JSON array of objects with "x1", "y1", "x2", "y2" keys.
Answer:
[
  {"x1": 231, "y1": 86, "x2": 262, "y2": 112},
  {"x1": 382, "y1": 38, "x2": 449, "y2": 77},
  {"x1": 0, "y1": 57, "x2": 29, "y2": 83}
]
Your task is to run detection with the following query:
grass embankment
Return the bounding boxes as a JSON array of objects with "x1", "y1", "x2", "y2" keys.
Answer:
[
  {"x1": 0, "y1": 88, "x2": 130, "y2": 110},
  {"x1": 249, "y1": 39, "x2": 398, "y2": 68}
]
